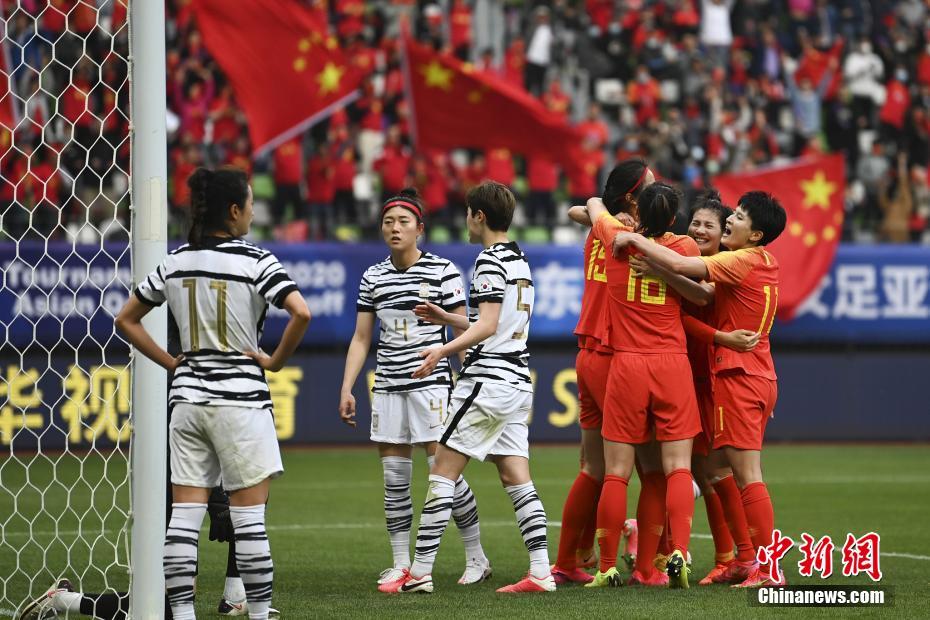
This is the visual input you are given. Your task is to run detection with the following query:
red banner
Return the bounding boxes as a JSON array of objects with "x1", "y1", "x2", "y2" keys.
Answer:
[
  {"x1": 713, "y1": 154, "x2": 846, "y2": 319},
  {"x1": 402, "y1": 35, "x2": 585, "y2": 176},
  {"x1": 192, "y1": 0, "x2": 363, "y2": 154}
]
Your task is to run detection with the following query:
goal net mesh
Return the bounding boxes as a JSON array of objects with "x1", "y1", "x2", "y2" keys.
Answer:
[{"x1": 0, "y1": 0, "x2": 133, "y2": 613}]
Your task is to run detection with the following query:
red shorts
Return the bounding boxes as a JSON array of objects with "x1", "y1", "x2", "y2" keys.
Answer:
[
  {"x1": 691, "y1": 377, "x2": 714, "y2": 457},
  {"x1": 576, "y1": 348, "x2": 610, "y2": 430},
  {"x1": 602, "y1": 352, "x2": 701, "y2": 445},
  {"x1": 712, "y1": 370, "x2": 778, "y2": 451}
]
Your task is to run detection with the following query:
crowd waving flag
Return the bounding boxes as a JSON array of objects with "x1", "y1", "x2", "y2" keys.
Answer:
[
  {"x1": 713, "y1": 153, "x2": 846, "y2": 320},
  {"x1": 192, "y1": 0, "x2": 363, "y2": 154},
  {"x1": 401, "y1": 33, "x2": 585, "y2": 176}
]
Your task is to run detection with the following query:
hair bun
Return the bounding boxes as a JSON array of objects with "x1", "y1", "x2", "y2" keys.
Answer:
[
  {"x1": 398, "y1": 187, "x2": 421, "y2": 200},
  {"x1": 187, "y1": 167, "x2": 213, "y2": 192}
]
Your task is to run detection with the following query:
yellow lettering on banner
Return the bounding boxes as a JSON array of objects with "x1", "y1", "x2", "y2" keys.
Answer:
[
  {"x1": 0, "y1": 366, "x2": 45, "y2": 446},
  {"x1": 267, "y1": 367, "x2": 302, "y2": 440},
  {"x1": 366, "y1": 370, "x2": 376, "y2": 398},
  {"x1": 549, "y1": 369, "x2": 578, "y2": 428},
  {"x1": 61, "y1": 365, "x2": 131, "y2": 444}
]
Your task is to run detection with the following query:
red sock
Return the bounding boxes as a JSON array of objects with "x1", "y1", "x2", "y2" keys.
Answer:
[
  {"x1": 658, "y1": 518, "x2": 672, "y2": 556},
  {"x1": 741, "y1": 481, "x2": 775, "y2": 572},
  {"x1": 633, "y1": 471, "x2": 666, "y2": 577},
  {"x1": 665, "y1": 469, "x2": 695, "y2": 555},
  {"x1": 578, "y1": 492, "x2": 599, "y2": 553},
  {"x1": 704, "y1": 491, "x2": 735, "y2": 563},
  {"x1": 595, "y1": 475, "x2": 628, "y2": 573},
  {"x1": 555, "y1": 471, "x2": 602, "y2": 570},
  {"x1": 713, "y1": 475, "x2": 755, "y2": 562}
]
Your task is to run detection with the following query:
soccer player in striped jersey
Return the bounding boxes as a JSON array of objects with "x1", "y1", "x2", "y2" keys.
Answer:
[
  {"x1": 381, "y1": 181, "x2": 555, "y2": 594},
  {"x1": 552, "y1": 159, "x2": 654, "y2": 585},
  {"x1": 339, "y1": 189, "x2": 489, "y2": 590},
  {"x1": 613, "y1": 191, "x2": 787, "y2": 587},
  {"x1": 116, "y1": 167, "x2": 310, "y2": 620},
  {"x1": 582, "y1": 183, "x2": 703, "y2": 589}
]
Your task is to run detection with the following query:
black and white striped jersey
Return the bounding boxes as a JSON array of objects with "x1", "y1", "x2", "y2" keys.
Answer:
[
  {"x1": 460, "y1": 241, "x2": 534, "y2": 391},
  {"x1": 134, "y1": 236, "x2": 299, "y2": 410},
  {"x1": 357, "y1": 252, "x2": 465, "y2": 393}
]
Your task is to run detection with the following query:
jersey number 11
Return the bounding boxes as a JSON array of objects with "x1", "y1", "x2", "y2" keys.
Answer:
[{"x1": 182, "y1": 278, "x2": 228, "y2": 351}]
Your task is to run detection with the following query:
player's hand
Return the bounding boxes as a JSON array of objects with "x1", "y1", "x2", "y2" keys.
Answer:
[
  {"x1": 244, "y1": 349, "x2": 283, "y2": 372},
  {"x1": 414, "y1": 302, "x2": 448, "y2": 325},
  {"x1": 166, "y1": 354, "x2": 185, "y2": 373},
  {"x1": 629, "y1": 255, "x2": 656, "y2": 276},
  {"x1": 716, "y1": 329, "x2": 761, "y2": 352},
  {"x1": 611, "y1": 231, "x2": 636, "y2": 256},
  {"x1": 616, "y1": 212, "x2": 635, "y2": 227},
  {"x1": 339, "y1": 391, "x2": 357, "y2": 427},
  {"x1": 207, "y1": 486, "x2": 233, "y2": 543},
  {"x1": 412, "y1": 347, "x2": 444, "y2": 379}
]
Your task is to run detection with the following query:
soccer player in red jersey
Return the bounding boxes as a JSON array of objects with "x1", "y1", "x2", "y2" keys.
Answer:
[
  {"x1": 613, "y1": 191, "x2": 787, "y2": 587},
  {"x1": 582, "y1": 183, "x2": 703, "y2": 589},
  {"x1": 551, "y1": 160, "x2": 654, "y2": 585}
]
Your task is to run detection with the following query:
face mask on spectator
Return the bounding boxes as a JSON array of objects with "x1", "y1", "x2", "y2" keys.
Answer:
[
  {"x1": 861, "y1": 42, "x2": 872, "y2": 54},
  {"x1": 896, "y1": 69, "x2": 908, "y2": 81}
]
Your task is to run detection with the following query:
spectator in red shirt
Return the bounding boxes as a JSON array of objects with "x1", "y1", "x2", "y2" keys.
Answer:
[
  {"x1": 306, "y1": 143, "x2": 336, "y2": 239},
  {"x1": 526, "y1": 156, "x2": 560, "y2": 226},
  {"x1": 543, "y1": 80, "x2": 571, "y2": 119},
  {"x1": 272, "y1": 137, "x2": 305, "y2": 221},
  {"x1": 224, "y1": 136, "x2": 253, "y2": 176},
  {"x1": 879, "y1": 67, "x2": 912, "y2": 143},
  {"x1": 374, "y1": 125, "x2": 412, "y2": 202},
  {"x1": 628, "y1": 65, "x2": 661, "y2": 124},
  {"x1": 333, "y1": 143, "x2": 358, "y2": 225},
  {"x1": 449, "y1": 0, "x2": 472, "y2": 61},
  {"x1": 485, "y1": 148, "x2": 516, "y2": 187},
  {"x1": 577, "y1": 102, "x2": 609, "y2": 151},
  {"x1": 567, "y1": 151, "x2": 600, "y2": 209},
  {"x1": 504, "y1": 37, "x2": 526, "y2": 89}
]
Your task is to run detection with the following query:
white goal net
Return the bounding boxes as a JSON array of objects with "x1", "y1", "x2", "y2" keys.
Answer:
[{"x1": 0, "y1": 1, "x2": 137, "y2": 615}]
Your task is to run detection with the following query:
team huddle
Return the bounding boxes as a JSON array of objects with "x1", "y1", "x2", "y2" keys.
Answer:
[{"x1": 20, "y1": 159, "x2": 786, "y2": 619}]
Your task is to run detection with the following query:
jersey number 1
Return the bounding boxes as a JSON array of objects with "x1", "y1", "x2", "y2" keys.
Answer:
[{"x1": 182, "y1": 278, "x2": 228, "y2": 351}]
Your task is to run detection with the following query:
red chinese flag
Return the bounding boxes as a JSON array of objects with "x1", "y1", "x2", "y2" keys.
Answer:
[
  {"x1": 402, "y1": 35, "x2": 585, "y2": 175},
  {"x1": 0, "y1": 13, "x2": 18, "y2": 150},
  {"x1": 795, "y1": 40, "x2": 844, "y2": 100},
  {"x1": 192, "y1": 0, "x2": 363, "y2": 154},
  {"x1": 713, "y1": 153, "x2": 845, "y2": 320}
]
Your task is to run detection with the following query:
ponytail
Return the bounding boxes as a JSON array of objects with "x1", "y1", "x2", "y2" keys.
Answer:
[
  {"x1": 186, "y1": 166, "x2": 249, "y2": 247},
  {"x1": 636, "y1": 182, "x2": 681, "y2": 238}
]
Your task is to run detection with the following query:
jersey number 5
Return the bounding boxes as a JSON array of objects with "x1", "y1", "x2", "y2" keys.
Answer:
[
  {"x1": 182, "y1": 279, "x2": 229, "y2": 351},
  {"x1": 511, "y1": 279, "x2": 532, "y2": 340}
]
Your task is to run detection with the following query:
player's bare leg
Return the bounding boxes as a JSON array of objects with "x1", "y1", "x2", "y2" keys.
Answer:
[
  {"x1": 493, "y1": 455, "x2": 556, "y2": 592},
  {"x1": 423, "y1": 441, "x2": 490, "y2": 585}
]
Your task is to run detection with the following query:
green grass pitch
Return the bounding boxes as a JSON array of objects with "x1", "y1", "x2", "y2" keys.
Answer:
[{"x1": 1, "y1": 444, "x2": 926, "y2": 618}]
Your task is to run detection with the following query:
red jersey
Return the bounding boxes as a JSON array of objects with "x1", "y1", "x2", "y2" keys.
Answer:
[
  {"x1": 682, "y1": 302, "x2": 715, "y2": 381},
  {"x1": 574, "y1": 218, "x2": 627, "y2": 353},
  {"x1": 593, "y1": 214, "x2": 700, "y2": 353},
  {"x1": 700, "y1": 247, "x2": 779, "y2": 379}
]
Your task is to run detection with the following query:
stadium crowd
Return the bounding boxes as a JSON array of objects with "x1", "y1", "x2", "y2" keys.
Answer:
[{"x1": 1, "y1": 0, "x2": 929, "y2": 243}]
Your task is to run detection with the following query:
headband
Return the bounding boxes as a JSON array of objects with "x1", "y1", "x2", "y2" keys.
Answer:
[
  {"x1": 629, "y1": 166, "x2": 650, "y2": 194},
  {"x1": 382, "y1": 199, "x2": 423, "y2": 221}
]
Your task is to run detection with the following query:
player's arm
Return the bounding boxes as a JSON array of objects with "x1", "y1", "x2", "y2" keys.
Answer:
[
  {"x1": 414, "y1": 302, "x2": 470, "y2": 330},
  {"x1": 338, "y1": 311, "x2": 375, "y2": 427},
  {"x1": 681, "y1": 312, "x2": 759, "y2": 352},
  {"x1": 245, "y1": 290, "x2": 311, "y2": 371},
  {"x1": 613, "y1": 232, "x2": 709, "y2": 279},
  {"x1": 630, "y1": 255, "x2": 715, "y2": 306},
  {"x1": 568, "y1": 205, "x2": 592, "y2": 226},
  {"x1": 115, "y1": 295, "x2": 184, "y2": 371},
  {"x1": 448, "y1": 305, "x2": 468, "y2": 365},
  {"x1": 411, "y1": 301, "x2": 501, "y2": 379}
]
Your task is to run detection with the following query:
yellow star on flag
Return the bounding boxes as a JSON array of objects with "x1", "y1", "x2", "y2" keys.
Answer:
[
  {"x1": 800, "y1": 170, "x2": 837, "y2": 210},
  {"x1": 317, "y1": 62, "x2": 345, "y2": 95},
  {"x1": 420, "y1": 61, "x2": 453, "y2": 91}
]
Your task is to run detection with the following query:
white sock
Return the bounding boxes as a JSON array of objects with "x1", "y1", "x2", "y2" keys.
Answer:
[
  {"x1": 505, "y1": 482, "x2": 550, "y2": 579},
  {"x1": 230, "y1": 505, "x2": 273, "y2": 620},
  {"x1": 51, "y1": 591, "x2": 82, "y2": 612},
  {"x1": 693, "y1": 479, "x2": 702, "y2": 499},
  {"x1": 382, "y1": 456, "x2": 413, "y2": 569},
  {"x1": 410, "y1": 475, "x2": 455, "y2": 578},
  {"x1": 224, "y1": 576, "x2": 246, "y2": 602},
  {"x1": 451, "y1": 475, "x2": 485, "y2": 560},
  {"x1": 164, "y1": 503, "x2": 207, "y2": 620}
]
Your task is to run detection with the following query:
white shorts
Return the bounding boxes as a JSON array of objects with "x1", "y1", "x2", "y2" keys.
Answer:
[
  {"x1": 440, "y1": 379, "x2": 533, "y2": 462},
  {"x1": 370, "y1": 387, "x2": 451, "y2": 445},
  {"x1": 169, "y1": 403, "x2": 283, "y2": 491}
]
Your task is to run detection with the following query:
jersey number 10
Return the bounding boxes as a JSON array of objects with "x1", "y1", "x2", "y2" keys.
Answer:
[{"x1": 182, "y1": 278, "x2": 228, "y2": 351}]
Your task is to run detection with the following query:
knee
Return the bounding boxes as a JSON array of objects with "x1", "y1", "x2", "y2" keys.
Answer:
[{"x1": 581, "y1": 461, "x2": 604, "y2": 482}]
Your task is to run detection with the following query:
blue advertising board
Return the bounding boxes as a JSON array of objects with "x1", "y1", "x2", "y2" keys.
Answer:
[
  {"x1": 0, "y1": 242, "x2": 928, "y2": 348},
  {"x1": 3, "y1": 349, "x2": 928, "y2": 452}
]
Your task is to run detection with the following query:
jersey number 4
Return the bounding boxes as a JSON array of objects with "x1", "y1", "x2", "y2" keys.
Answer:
[{"x1": 182, "y1": 278, "x2": 228, "y2": 351}]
